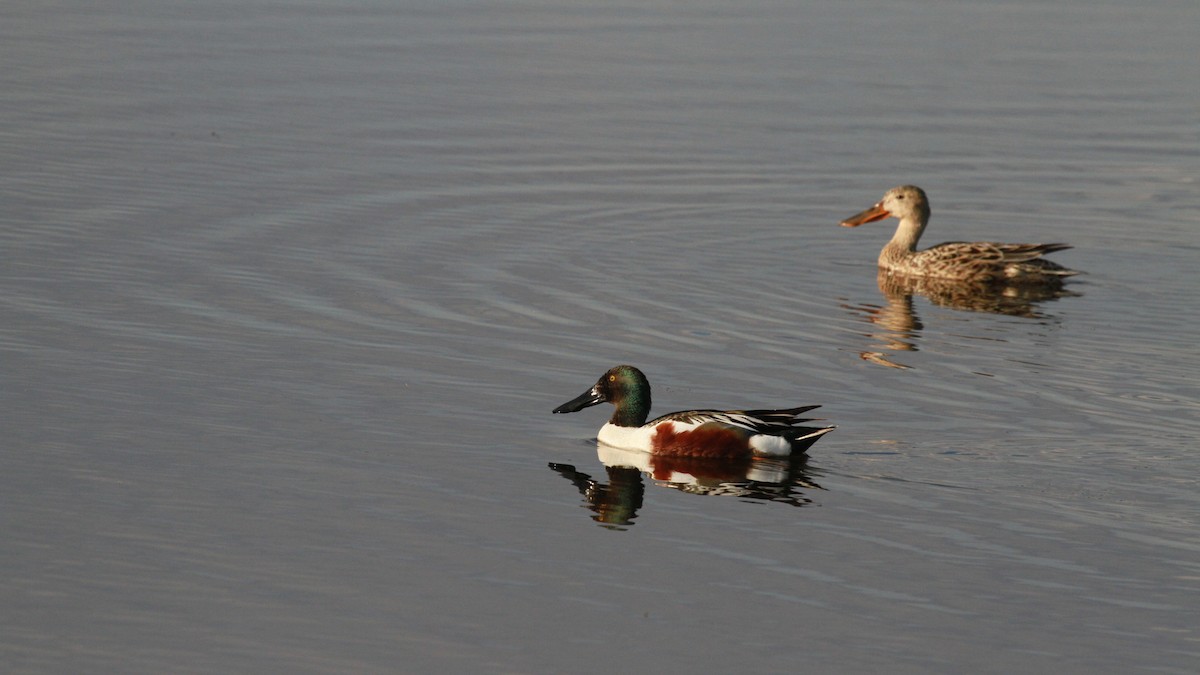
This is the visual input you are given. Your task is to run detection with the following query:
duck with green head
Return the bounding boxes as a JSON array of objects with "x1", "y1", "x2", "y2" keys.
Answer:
[{"x1": 553, "y1": 365, "x2": 834, "y2": 458}]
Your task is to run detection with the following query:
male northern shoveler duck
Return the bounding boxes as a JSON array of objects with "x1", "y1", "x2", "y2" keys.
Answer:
[
  {"x1": 552, "y1": 365, "x2": 834, "y2": 458},
  {"x1": 840, "y1": 185, "x2": 1080, "y2": 283}
]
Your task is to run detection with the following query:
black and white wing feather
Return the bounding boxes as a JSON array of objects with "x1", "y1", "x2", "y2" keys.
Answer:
[{"x1": 649, "y1": 405, "x2": 826, "y2": 436}]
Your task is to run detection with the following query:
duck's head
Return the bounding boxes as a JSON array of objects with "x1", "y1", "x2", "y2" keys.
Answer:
[
  {"x1": 840, "y1": 185, "x2": 930, "y2": 228},
  {"x1": 553, "y1": 365, "x2": 651, "y2": 427}
]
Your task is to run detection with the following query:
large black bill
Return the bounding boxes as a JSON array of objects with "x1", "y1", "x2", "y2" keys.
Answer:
[{"x1": 552, "y1": 386, "x2": 605, "y2": 414}]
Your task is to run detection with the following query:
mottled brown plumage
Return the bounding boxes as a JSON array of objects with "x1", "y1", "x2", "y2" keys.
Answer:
[{"x1": 841, "y1": 185, "x2": 1080, "y2": 283}]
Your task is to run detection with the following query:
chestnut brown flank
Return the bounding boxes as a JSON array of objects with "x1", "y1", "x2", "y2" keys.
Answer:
[{"x1": 651, "y1": 422, "x2": 752, "y2": 458}]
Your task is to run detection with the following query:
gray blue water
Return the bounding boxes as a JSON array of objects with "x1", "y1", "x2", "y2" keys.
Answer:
[{"x1": 3, "y1": 0, "x2": 1199, "y2": 672}]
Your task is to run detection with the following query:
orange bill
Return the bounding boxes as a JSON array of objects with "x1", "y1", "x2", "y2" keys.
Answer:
[{"x1": 840, "y1": 203, "x2": 890, "y2": 227}]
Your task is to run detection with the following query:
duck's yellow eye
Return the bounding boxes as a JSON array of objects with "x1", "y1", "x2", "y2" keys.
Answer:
[{"x1": 608, "y1": 375, "x2": 616, "y2": 382}]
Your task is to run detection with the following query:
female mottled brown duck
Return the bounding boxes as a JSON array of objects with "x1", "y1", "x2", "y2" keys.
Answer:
[{"x1": 840, "y1": 185, "x2": 1080, "y2": 283}]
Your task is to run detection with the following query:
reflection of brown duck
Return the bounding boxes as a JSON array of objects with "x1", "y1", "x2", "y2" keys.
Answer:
[
  {"x1": 845, "y1": 270, "x2": 1078, "y2": 369},
  {"x1": 841, "y1": 185, "x2": 1080, "y2": 283},
  {"x1": 842, "y1": 275, "x2": 923, "y2": 368},
  {"x1": 877, "y1": 269, "x2": 1078, "y2": 318},
  {"x1": 549, "y1": 444, "x2": 823, "y2": 528}
]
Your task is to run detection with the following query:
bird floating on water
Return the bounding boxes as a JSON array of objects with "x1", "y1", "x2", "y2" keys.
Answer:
[
  {"x1": 552, "y1": 365, "x2": 834, "y2": 458},
  {"x1": 840, "y1": 185, "x2": 1080, "y2": 283}
]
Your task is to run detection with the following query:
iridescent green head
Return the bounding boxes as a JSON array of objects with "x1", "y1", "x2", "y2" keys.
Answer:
[{"x1": 552, "y1": 365, "x2": 652, "y2": 427}]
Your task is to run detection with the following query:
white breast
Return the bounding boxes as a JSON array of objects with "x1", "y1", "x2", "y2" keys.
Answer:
[{"x1": 596, "y1": 422, "x2": 660, "y2": 450}]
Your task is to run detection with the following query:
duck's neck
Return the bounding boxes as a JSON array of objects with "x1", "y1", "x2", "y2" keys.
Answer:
[
  {"x1": 880, "y1": 212, "x2": 929, "y2": 266},
  {"x1": 609, "y1": 391, "x2": 650, "y2": 427}
]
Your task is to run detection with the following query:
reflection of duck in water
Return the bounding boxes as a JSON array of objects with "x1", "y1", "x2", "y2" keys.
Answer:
[
  {"x1": 875, "y1": 269, "x2": 1077, "y2": 318},
  {"x1": 549, "y1": 446, "x2": 822, "y2": 528},
  {"x1": 842, "y1": 280, "x2": 922, "y2": 369},
  {"x1": 595, "y1": 444, "x2": 822, "y2": 503},
  {"x1": 548, "y1": 462, "x2": 645, "y2": 529},
  {"x1": 846, "y1": 269, "x2": 1077, "y2": 369},
  {"x1": 553, "y1": 365, "x2": 834, "y2": 458},
  {"x1": 840, "y1": 185, "x2": 1080, "y2": 284}
]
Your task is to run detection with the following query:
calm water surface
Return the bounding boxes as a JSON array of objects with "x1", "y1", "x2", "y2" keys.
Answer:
[{"x1": 3, "y1": 0, "x2": 1199, "y2": 672}]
